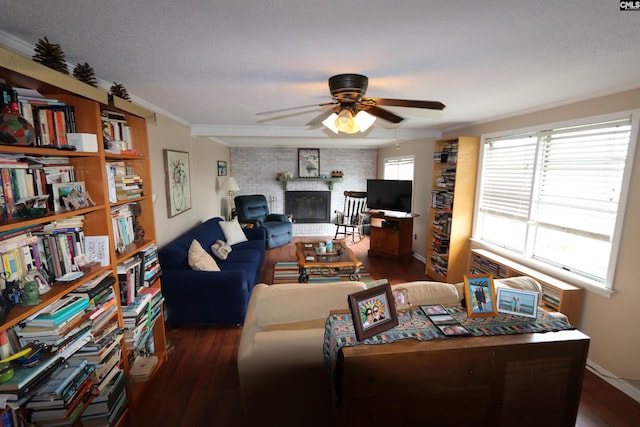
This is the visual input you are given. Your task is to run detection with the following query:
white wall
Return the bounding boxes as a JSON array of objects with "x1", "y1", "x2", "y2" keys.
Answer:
[
  {"x1": 445, "y1": 88, "x2": 640, "y2": 401},
  {"x1": 377, "y1": 140, "x2": 436, "y2": 262},
  {"x1": 146, "y1": 114, "x2": 229, "y2": 247}
]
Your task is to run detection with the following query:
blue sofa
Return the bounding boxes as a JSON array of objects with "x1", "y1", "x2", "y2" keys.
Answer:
[{"x1": 158, "y1": 217, "x2": 266, "y2": 325}]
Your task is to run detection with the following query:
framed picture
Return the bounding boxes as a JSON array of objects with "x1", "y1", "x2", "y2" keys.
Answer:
[
  {"x1": 463, "y1": 274, "x2": 498, "y2": 317},
  {"x1": 420, "y1": 304, "x2": 448, "y2": 316},
  {"x1": 437, "y1": 323, "x2": 471, "y2": 337},
  {"x1": 51, "y1": 181, "x2": 86, "y2": 211},
  {"x1": 348, "y1": 283, "x2": 399, "y2": 341},
  {"x1": 217, "y1": 160, "x2": 227, "y2": 176},
  {"x1": 164, "y1": 149, "x2": 192, "y2": 217},
  {"x1": 298, "y1": 148, "x2": 320, "y2": 177},
  {"x1": 496, "y1": 287, "x2": 539, "y2": 318}
]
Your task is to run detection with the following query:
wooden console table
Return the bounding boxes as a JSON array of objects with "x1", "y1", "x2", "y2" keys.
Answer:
[{"x1": 332, "y1": 329, "x2": 590, "y2": 426}]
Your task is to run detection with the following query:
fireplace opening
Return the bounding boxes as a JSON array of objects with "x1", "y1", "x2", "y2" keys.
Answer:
[{"x1": 285, "y1": 191, "x2": 331, "y2": 223}]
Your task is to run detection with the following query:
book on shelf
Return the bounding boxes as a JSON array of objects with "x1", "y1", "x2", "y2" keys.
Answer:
[
  {"x1": 28, "y1": 295, "x2": 90, "y2": 327},
  {"x1": 70, "y1": 274, "x2": 115, "y2": 301},
  {"x1": 28, "y1": 360, "x2": 88, "y2": 404},
  {"x1": 82, "y1": 368, "x2": 126, "y2": 417},
  {"x1": 0, "y1": 355, "x2": 66, "y2": 394},
  {"x1": 80, "y1": 388, "x2": 127, "y2": 427}
]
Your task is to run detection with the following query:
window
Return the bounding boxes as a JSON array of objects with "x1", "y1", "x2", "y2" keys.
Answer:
[
  {"x1": 474, "y1": 113, "x2": 638, "y2": 290},
  {"x1": 384, "y1": 156, "x2": 414, "y2": 180}
]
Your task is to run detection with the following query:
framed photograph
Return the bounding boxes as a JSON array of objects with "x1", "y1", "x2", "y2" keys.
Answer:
[
  {"x1": 463, "y1": 274, "x2": 498, "y2": 317},
  {"x1": 428, "y1": 314, "x2": 457, "y2": 326},
  {"x1": 437, "y1": 323, "x2": 471, "y2": 337},
  {"x1": 348, "y1": 283, "x2": 399, "y2": 341},
  {"x1": 420, "y1": 304, "x2": 448, "y2": 316},
  {"x1": 217, "y1": 160, "x2": 227, "y2": 176},
  {"x1": 298, "y1": 148, "x2": 320, "y2": 177},
  {"x1": 164, "y1": 149, "x2": 192, "y2": 217},
  {"x1": 51, "y1": 181, "x2": 86, "y2": 211},
  {"x1": 496, "y1": 287, "x2": 539, "y2": 318}
]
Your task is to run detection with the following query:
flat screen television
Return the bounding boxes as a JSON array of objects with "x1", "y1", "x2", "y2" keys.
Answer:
[{"x1": 366, "y1": 179, "x2": 413, "y2": 214}]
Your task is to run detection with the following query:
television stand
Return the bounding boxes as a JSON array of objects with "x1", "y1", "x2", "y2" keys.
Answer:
[{"x1": 367, "y1": 211, "x2": 417, "y2": 261}]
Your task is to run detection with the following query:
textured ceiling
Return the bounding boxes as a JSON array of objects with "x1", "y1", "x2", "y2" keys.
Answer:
[{"x1": 1, "y1": 1, "x2": 640, "y2": 148}]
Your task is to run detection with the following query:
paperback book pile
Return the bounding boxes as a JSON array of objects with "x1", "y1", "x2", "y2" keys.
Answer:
[
  {"x1": 140, "y1": 243, "x2": 162, "y2": 288},
  {"x1": 0, "y1": 152, "x2": 77, "y2": 220},
  {"x1": 122, "y1": 292, "x2": 151, "y2": 330},
  {"x1": 80, "y1": 367, "x2": 128, "y2": 427},
  {"x1": 15, "y1": 88, "x2": 77, "y2": 147},
  {"x1": 101, "y1": 110, "x2": 131, "y2": 152},
  {"x1": 111, "y1": 204, "x2": 135, "y2": 253},
  {"x1": 106, "y1": 161, "x2": 143, "y2": 201},
  {"x1": 27, "y1": 362, "x2": 95, "y2": 426}
]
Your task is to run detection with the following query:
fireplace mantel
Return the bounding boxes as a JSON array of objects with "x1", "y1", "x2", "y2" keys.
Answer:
[{"x1": 276, "y1": 176, "x2": 342, "y2": 190}]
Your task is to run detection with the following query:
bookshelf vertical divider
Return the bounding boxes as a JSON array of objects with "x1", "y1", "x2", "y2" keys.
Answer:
[{"x1": 0, "y1": 46, "x2": 166, "y2": 417}]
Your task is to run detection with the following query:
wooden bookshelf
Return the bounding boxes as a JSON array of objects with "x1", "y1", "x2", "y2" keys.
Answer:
[
  {"x1": 0, "y1": 46, "x2": 166, "y2": 417},
  {"x1": 468, "y1": 248, "x2": 585, "y2": 325},
  {"x1": 426, "y1": 137, "x2": 480, "y2": 283}
]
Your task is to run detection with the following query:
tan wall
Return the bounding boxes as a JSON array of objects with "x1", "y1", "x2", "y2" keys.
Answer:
[
  {"x1": 377, "y1": 140, "x2": 436, "y2": 261},
  {"x1": 444, "y1": 88, "x2": 640, "y2": 399},
  {"x1": 146, "y1": 114, "x2": 229, "y2": 247}
]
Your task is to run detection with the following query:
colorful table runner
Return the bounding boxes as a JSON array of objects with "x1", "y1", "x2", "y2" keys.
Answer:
[{"x1": 323, "y1": 305, "x2": 575, "y2": 370}]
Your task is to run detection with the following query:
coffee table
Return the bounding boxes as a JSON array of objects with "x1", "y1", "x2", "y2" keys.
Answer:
[{"x1": 295, "y1": 242, "x2": 363, "y2": 283}]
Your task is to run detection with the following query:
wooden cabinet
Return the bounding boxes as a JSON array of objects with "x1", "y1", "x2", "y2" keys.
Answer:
[
  {"x1": 0, "y1": 46, "x2": 166, "y2": 416},
  {"x1": 469, "y1": 248, "x2": 585, "y2": 326},
  {"x1": 368, "y1": 212, "x2": 415, "y2": 260},
  {"x1": 426, "y1": 137, "x2": 480, "y2": 283},
  {"x1": 333, "y1": 330, "x2": 590, "y2": 426}
]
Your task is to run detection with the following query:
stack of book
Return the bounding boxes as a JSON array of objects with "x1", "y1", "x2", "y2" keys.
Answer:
[
  {"x1": 129, "y1": 355, "x2": 158, "y2": 383},
  {"x1": 101, "y1": 110, "x2": 131, "y2": 153},
  {"x1": 26, "y1": 362, "x2": 95, "y2": 426},
  {"x1": 121, "y1": 292, "x2": 151, "y2": 330},
  {"x1": 139, "y1": 243, "x2": 162, "y2": 287},
  {"x1": 15, "y1": 88, "x2": 77, "y2": 147},
  {"x1": 80, "y1": 367, "x2": 128, "y2": 427},
  {"x1": 110, "y1": 204, "x2": 135, "y2": 253},
  {"x1": 117, "y1": 256, "x2": 143, "y2": 306},
  {"x1": 106, "y1": 161, "x2": 143, "y2": 201}
]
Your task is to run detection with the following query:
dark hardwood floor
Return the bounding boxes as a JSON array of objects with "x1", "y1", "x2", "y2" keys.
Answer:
[{"x1": 122, "y1": 236, "x2": 640, "y2": 427}]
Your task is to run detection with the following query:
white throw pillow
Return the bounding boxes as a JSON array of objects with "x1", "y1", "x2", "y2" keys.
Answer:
[
  {"x1": 220, "y1": 218, "x2": 248, "y2": 246},
  {"x1": 211, "y1": 239, "x2": 232, "y2": 260},
  {"x1": 188, "y1": 239, "x2": 220, "y2": 271}
]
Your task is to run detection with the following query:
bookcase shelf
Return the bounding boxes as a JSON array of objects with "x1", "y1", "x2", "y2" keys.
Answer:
[
  {"x1": 426, "y1": 137, "x2": 480, "y2": 284},
  {"x1": 0, "y1": 45, "x2": 166, "y2": 419}
]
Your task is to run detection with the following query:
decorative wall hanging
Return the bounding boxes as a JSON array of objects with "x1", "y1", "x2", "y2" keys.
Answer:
[
  {"x1": 298, "y1": 148, "x2": 320, "y2": 178},
  {"x1": 164, "y1": 149, "x2": 192, "y2": 217}
]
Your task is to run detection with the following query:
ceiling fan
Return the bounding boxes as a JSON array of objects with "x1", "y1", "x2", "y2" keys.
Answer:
[{"x1": 256, "y1": 73, "x2": 445, "y2": 134}]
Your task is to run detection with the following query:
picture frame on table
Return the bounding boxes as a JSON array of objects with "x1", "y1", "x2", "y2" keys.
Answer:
[
  {"x1": 348, "y1": 283, "x2": 398, "y2": 341},
  {"x1": 298, "y1": 148, "x2": 320, "y2": 178},
  {"x1": 463, "y1": 274, "x2": 498, "y2": 317},
  {"x1": 436, "y1": 323, "x2": 471, "y2": 337},
  {"x1": 496, "y1": 287, "x2": 539, "y2": 318},
  {"x1": 217, "y1": 160, "x2": 227, "y2": 176}
]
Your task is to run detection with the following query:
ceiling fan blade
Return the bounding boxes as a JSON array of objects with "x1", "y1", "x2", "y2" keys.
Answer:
[
  {"x1": 370, "y1": 98, "x2": 446, "y2": 110},
  {"x1": 256, "y1": 102, "x2": 336, "y2": 115},
  {"x1": 362, "y1": 105, "x2": 404, "y2": 124},
  {"x1": 306, "y1": 106, "x2": 339, "y2": 127}
]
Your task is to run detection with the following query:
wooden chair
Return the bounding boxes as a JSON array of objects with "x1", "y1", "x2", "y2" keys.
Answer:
[{"x1": 334, "y1": 191, "x2": 368, "y2": 242}]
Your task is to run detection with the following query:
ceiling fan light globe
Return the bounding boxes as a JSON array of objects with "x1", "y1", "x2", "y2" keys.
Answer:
[
  {"x1": 322, "y1": 113, "x2": 339, "y2": 133},
  {"x1": 354, "y1": 111, "x2": 376, "y2": 132}
]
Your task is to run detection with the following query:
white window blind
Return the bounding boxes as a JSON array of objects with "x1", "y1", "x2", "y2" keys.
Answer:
[
  {"x1": 384, "y1": 156, "x2": 414, "y2": 180},
  {"x1": 475, "y1": 116, "x2": 634, "y2": 288}
]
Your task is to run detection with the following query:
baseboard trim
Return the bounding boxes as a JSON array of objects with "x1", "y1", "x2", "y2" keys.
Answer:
[{"x1": 586, "y1": 359, "x2": 640, "y2": 403}]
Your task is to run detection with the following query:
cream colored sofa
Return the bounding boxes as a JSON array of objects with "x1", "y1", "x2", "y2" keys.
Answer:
[{"x1": 237, "y1": 277, "x2": 548, "y2": 427}]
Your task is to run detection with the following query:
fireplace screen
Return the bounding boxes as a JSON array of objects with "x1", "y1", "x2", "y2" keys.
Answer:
[{"x1": 285, "y1": 191, "x2": 331, "y2": 223}]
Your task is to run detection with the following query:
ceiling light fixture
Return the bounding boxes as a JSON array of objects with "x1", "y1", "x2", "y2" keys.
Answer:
[{"x1": 322, "y1": 107, "x2": 376, "y2": 134}]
